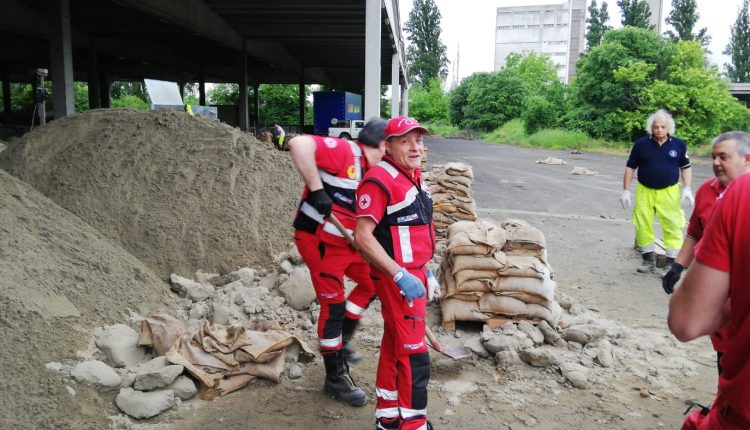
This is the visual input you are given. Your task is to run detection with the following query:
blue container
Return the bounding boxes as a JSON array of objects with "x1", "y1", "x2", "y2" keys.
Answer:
[{"x1": 313, "y1": 91, "x2": 363, "y2": 135}]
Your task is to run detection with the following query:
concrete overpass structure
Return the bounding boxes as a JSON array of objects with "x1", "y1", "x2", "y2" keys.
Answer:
[
  {"x1": 0, "y1": 0, "x2": 410, "y2": 130},
  {"x1": 729, "y1": 83, "x2": 750, "y2": 107}
]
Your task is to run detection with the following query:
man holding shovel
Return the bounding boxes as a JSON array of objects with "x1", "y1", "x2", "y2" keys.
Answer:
[
  {"x1": 355, "y1": 117, "x2": 437, "y2": 430},
  {"x1": 288, "y1": 118, "x2": 387, "y2": 406}
]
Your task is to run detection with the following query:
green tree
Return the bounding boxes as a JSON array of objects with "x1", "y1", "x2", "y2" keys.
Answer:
[
  {"x1": 74, "y1": 82, "x2": 89, "y2": 113},
  {"x1": 207, "y1": 83, "x2": 239, "y2": 105},
  {"x1": 586, "y1": 0, "x2": 613, "y2": 50},
  {"x1": 110, "y1": 81, "x2": 148, "y2": 102},
  {"x1": 665, "y1": 0, "x2": 710, "y2": 46},
  {"x1": 455, "y1": 71, "x2": 528, "y2": 131},
  {"x1": 404, "y1": 0, "x2": 449, "y2": 86},
  {"x1": 724, "y1": 0, "x2": 750, "y2": 82},
  {"x1": 111, "y1": 95, "x2": 150, "y2": 110},
  {"x1": 258, "y1": 84, "x2": 312, "y2": 125},
  {"x1": 408, "y1": 78, "x2": 450, "y2": 123},
  {"x1": 522, "y1": 96, "x2": 558, "y2": 134},
  {"x1": 617, "y1": 0, "x2": 654, "y2": 30}
]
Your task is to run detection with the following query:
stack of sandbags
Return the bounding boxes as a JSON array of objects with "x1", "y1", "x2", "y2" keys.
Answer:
[
  {"x1": 425, "y1": 162, "x2": 478, "y2": 237},
  {"x1": 438, "y1": 219, "x2": 562, "y2": 328}
]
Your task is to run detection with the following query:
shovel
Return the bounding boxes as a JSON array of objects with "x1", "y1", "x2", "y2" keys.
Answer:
[
  {"x1": 424, "y1": 325, "x2": 472, "y2": 360},
  {"x1": 328, "y1": 215, "x2": 471, "y2": 360}
]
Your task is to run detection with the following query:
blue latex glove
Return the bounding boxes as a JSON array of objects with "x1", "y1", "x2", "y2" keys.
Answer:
[{"x1": 393, "y1": 268, "x2": 426, "y2": 302}]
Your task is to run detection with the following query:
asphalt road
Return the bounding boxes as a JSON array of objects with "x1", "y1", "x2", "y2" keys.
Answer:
[{"x1": 424, "y1": 136, "x2": 713, "y2": 327}]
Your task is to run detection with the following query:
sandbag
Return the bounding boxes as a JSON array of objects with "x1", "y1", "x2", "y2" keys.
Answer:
[
  {"x1": 452, "y1": 211, "x2": 478, "y2": 221},
  {"x1": 431, "y1": 184, "x2": 470, "y2": 198},
  {"x1": 454, "y1": 269, "x2": 498, "y2": 286},
  {"x1": 446, "y1": 233, "x2": 496, "y2": 256},
  {"x1": 441, "y1": 298, "x2": 488, "y2": 322},
  {"x1": 478, "y1": 294, "x2": 527, "y2": 316},
  {"x1": 491, "y1": 276, "x2": 556, "y2": 302},
  {"x1": 444, "y1": 162, "x2": 474, "y2": 179},
  {"x1": 502, "y1": 226, "x2": 546, "y2": 251},
  {"x1": 446, "y1": 220, "x2": 479, "y2": 237},
  {"x1": 451, "y1": 252, "x2": 507, "y2": 273},
  {"x1": 501, "y1": 219, "x2": 530, "y2": 229},
  {"x1": 455, "y1": 279, "x2": 493, "y2": 293},
  {"x1": 497, "y1": 256, "x2": 548, "y2": 279}
]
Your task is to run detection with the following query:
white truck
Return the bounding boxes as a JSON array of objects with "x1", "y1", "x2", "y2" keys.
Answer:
[{"x1": 328, "y1": 119, "x2": 364, "y2": 140}]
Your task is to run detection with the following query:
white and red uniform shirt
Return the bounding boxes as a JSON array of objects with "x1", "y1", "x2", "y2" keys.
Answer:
[
  {"x1": 293, "y1": 135, "x2": 371, "y2": 246},
  {"x1": 355, "y1": 157, "x2": 435, "y2": 268},
  {"x1": 694, "y1": 173, "x2": 750, "y2": 424},
  {"x1": 687, "y1": 178, "x2": 730, "y2": 353}
]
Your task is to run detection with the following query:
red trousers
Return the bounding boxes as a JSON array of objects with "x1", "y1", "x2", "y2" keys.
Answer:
[
  {"x1": 372, "y1": 267, "x2": 430, "y2": 430},
  {"x1": 294, "y1": 230, "x2": 375, "y2": 354},
  {"x1": 681, "y1": 393, "x2": 748, "y2": 430}
]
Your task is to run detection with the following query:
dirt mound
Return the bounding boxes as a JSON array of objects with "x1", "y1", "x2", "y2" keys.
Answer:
[
  {"x1": 0, "y1": 109, "x2": 302, "y2": 278},
  {"x1": 0, "y1": 169, "x2": 173, "y2": 429}
]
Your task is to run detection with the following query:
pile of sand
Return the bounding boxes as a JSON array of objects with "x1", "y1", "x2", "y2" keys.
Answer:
[
  {"x1": 0, "y1": 169, "x2": 174, "y2": 429},
  {"x1": 0, "y1": 109, "x2": 303, "y2": 278}
]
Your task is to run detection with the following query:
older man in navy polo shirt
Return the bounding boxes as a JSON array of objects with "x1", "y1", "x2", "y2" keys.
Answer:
[{"x1": 620, "y1": 109, "x2": 693, "y2": 274}]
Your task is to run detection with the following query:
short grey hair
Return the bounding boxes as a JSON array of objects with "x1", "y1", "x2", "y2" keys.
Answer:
[
  {"x1": 713, "y1": 131, "x2": 750, "y2": 157},
  {"x1": 645, "y1": 109, "x2": 676, "y2": 135}
]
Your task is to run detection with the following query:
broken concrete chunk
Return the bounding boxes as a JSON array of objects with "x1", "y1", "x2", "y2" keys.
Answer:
[
  {"x1": 519, "y1": 347, "x2": 561, "y2": 367},
  {"x1": 562, "y1": 325, "x2": 606, "y2": 346},
  {"x1": 115, "y1": 387, "x2": 176, "y2": 419},
  {"x1": 134, "y1": 356, "x2": 184, "y2": 390},
  {"x1": 71, "y1": 360, "x2": 122, "y2": 389},
  {"x1": 464, "y1": 336, "x2": 491, "y2": 358},
  {"x1": 164, "y1": 375, "x2": 197, "y2": 400},
  {"x1": 559, "y1": 362, "x2": 589, "y2": 388},
  {"x1": 538, "y1": 320, "x2": 567, "y2": 348},
  {"x1": 170, "y1": 274, "x2": 214, "y2": 302},
  {"x1": 279, "y1": 266, "x2": 315, "y2": 311},
  {"x1": 517, "y1": 321, "x2": 545, "y2": 346},
  {"x1": 228, "y1": 267, "x2": 256, "y2": 285},
  {"x1": 95, "y1": 324, "x2": 147, "y2": 368},
  {"x1": 495, "y1": 350, "x2": 522, "y2": 368}
]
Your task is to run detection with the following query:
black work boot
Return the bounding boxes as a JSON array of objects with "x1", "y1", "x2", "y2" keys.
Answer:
[
  {"x1": 341, "y1": 317, "x2": 362, "y2": 365},
  {"x1": 323, "y1": 351, "x2": 367, "y2": 406},
  {"x1": 661, "y1": 257, "x2": 676, "y2": 278},
  {"x1": 637, "y1": 251, "x2": 656, "y2": 273}
]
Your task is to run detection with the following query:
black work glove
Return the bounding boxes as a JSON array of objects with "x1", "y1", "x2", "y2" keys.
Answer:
[
  {"x1": 662, "y1": 263, "x2": 684, "y2": 295},
  {"x1": 308, "y1": 188, "x2": 333, "y2": 219}
]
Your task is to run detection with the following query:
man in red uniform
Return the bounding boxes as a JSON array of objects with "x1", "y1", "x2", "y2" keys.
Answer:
[
  {"x1": 668, "y1": 171, "x2": 750, "y2": 429},
  {"x1": 355, "y1": 117, "x2": 436, "y2": 430},
  {"x1": 663, "y1": 132, "x2": 750, "y2": 374},
  {"x1": 288, "y1": 118, "x2": 387, "y2": 406}
]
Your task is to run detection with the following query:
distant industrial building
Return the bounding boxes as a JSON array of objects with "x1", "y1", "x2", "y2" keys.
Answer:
[
  {"x1": 494, "y1": 0, "x2": 587, "y2": 84},
  {"x1": 646, "y1": 0, "x2": 664, "y2": 34}
]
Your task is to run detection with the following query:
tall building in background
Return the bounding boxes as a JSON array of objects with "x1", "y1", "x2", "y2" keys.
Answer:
[
  {"x1": 645, "y1": 0, "x2": 663, "y2": 34},
  {"x1": 494, "y1": 0, "x2": 586, "y2": 84}
]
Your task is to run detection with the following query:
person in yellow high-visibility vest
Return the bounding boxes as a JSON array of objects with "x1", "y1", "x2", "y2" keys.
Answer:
[
  {"x1": 620, "y1": 110, "x2": 693, "y2": 274},
  {"x1": 272, "y1": 123, "x2": 285, "y2": 150}
]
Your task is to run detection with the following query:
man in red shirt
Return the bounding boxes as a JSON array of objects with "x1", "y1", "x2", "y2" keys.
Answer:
[
  {"x1": 663, "y1": 131, "x2": 750, "y2": 294},
  {"x1": 355, "y1": 117, "x2": 436, "y2": 430},
  {"x1": 668, "y1": 171, "x2": 750, "y2": 429},
  {"x1": 288, "y1": 119, "x2": 387, "y2": 406},
  {"x1": 663, "y1": 132, "x2": 750, "y2": 375}
]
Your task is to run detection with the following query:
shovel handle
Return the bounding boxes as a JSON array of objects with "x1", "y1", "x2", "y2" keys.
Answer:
[{"x1": 424, "y1": 325, "x2": 442, "y2": 352}]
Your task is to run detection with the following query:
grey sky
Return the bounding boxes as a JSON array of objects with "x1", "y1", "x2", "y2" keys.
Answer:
[{"x1": 398, "y1": 0, "x2": 744, "y2": 85}]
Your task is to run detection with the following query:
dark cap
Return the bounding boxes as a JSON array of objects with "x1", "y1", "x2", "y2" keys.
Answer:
[{"x1": 357, "y1": 118, "x2": 387, "y2": 148}]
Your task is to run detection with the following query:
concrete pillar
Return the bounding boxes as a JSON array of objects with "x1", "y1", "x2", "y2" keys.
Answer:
[
  {"x1": 253, "y1": 83, "x2": 260, "y2": 129},
  {"x1": 390, "y1": 53, "x2": 400, "y2": 118},
  {"x1": 400, "y1": 85, "x2": 409, "y2": 117},
  {"x1": 2, "y1": 66, "x2": 10, "y2": 114},
  {"x1": 364, "y1": 0, "x2": 381, "y2": 120},
  {"x1": 99, "y1": 72, "x2": 110, "y2": 108},
  {"x1": 238, "y1": 41, "x2": 249, "y2": 131},
  {"x1": 48, "y1": 0, "x2": 75, "y2": 117},
  {"x1": 178, "y1": 82, "x2": 186, "y2": 102},
  {"x1": 298, "y1": 75, "x2": 305, "y2": 128},
  {"x1": 199, "y1": 73, "x2": 206, "y2": 106},
  {"x1": 87, "y1": 40, "x2": 100, "y2": 109}
]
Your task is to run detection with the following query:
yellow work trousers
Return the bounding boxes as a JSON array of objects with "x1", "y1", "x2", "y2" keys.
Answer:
[{"x1": 633, "y1": 183, "x2": 685, "y2": 257}]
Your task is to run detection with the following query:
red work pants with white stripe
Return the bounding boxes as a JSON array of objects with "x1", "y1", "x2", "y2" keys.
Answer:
[
  {"x1": 372, "y1": 267, "x2": 430, "y2": 430},
  {"x1": 294, "y1": 230, "x2": 375, "y2": 354}
]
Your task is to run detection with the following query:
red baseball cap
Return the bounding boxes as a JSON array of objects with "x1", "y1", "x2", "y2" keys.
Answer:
[{"x1": 384, "y1": 116, "x2": 429, "y2": 140}]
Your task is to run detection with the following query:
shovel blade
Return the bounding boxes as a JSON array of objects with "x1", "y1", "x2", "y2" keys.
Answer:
[{"x1": 440, "y1": 344, "x2": 472, "y2": 360}]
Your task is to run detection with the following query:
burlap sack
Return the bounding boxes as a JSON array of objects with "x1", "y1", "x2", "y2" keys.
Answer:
[
  {"x1": 454, "y1": 269, "x2": 498, "y2": 285},
  {"x1": 501, "y1": 218, "x2": 530, "y2": 229},
  {"x1": 502, "y1": 226, "x2": 546, "y2": 251},
  {"x1": 446, "y1": 232, "x2": 495, "y2": 256},
  {"x1": 525, "y1": 301, "x2": 562, "y2": 326},
  {"x1": 494, "y1": 291, "x2": 550, "y2": 306},
  {"x1": 506, "y1": 247, "x2": 546, "y2": 261},
  {"x1": 434, "y1": 201, "x2": 457, "y2": 212},
  {"x1": 478, "y1": 294, "x2": 527, "y2": 316},
  {"x1": 441, "y1": 297, "x2": 489, "y2": 322},
  {"x1": 444, "y1": 162, "x2": 474, "y2": 179},
  {"x1": 451, "y1": 252, "x2": 507, "y2": 273},
  {"x1": 455, "y1": 279, "x2": 493, "y2": 293},
  {"x1": 452, "y1": 211, "x2": 478, "y2": 221},
  {"x1": 497, "y1": 255, "x2": 548, "y2": 279},
  {"x1": 436, "y1": 173, "x2": 472, "y2": 188},
  {"x1": 446, "y1": 220, "x2": 478, "y2": 237},
  {"x1": 431, "y1": 184, "x2": 470, "y2": 198},
  {"x1": 491, "y1": 276, "x2": 555, "y2": 302}
]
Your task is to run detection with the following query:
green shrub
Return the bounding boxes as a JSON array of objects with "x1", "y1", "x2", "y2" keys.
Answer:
[
  {"x1": 482, "y1": 119, "x2": 528, "y2": 145},
  {"x1": 522, "y1": 96, "x2": 558, "y2": 134},
  {"x1": 423, "y1": 121, "x2": 459, "y2": 137},
  {"x1": 527, "y1": 128, "x2": 590, "y2": 149},
  {"x1": 111, "y1": 95, "x2": 150, "y2": 110}
]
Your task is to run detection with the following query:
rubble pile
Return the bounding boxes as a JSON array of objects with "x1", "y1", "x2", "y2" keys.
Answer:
[
  {"x1": 438, "y1": 218, "x2": 562, "y2": 330},
  {"x1": 425, "y1": 162, "x2": 478, "y2": 237}
]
